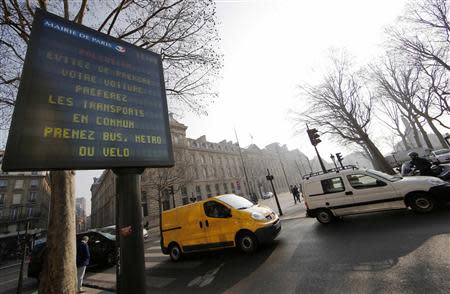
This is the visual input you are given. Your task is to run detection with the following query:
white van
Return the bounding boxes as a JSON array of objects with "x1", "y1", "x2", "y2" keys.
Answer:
[{"x1": 303, "y1": 166, "x2": 450, "y2": 224}]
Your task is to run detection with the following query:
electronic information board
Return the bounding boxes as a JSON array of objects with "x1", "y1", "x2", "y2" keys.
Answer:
[{"x1": 2, "y1": 9, "x2": 174, "y2": 171}]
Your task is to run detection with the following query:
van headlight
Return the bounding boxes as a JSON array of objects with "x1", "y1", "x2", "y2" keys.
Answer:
[
  {"x1": 428, "y1": 178, "x2": 445, "y2": 185},
  {"x1": 251, "y1": 212, "x2": 265, "y2": 221}
]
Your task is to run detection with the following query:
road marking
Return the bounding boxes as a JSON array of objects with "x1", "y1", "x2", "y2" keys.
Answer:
[
  {"x1": 0, "y1": 262, "x2": 22, "y2": 270},
  {"x1": 187, "y1": 263, "x2": 225, "y2": 288},
  {"x1": 0, "y1": 278, "x2": 18, "y2": 286},
  {"x1": 145, "y1": 252, "x2": 165, "y2": 258},
  {"x1": 145, "y1": 261, "x2": 163, "y2": 268},
  {"x1": 146, "y1": 261, "x2": 202, "y2": 269},
  {"x1": 146, "y1": 246, "x2": 160, "y2": 251},
  {"x1": 153, "y1": 240, "x2": 160, "y2": 244},
  {"x1": 146, "y1": 276, "x2": 176, "y2": 288}
]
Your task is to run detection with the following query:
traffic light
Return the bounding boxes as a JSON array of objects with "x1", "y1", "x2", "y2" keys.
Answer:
[
  {"x1": 307, "y1": 128, "x2": 321, "y2": 146},
  {"x1": 335, "y1": 152, "x2": 344, "y2": 167}
]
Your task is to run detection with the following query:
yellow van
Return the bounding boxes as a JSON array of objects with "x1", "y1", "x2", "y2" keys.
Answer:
[{"x1": 161, "y1": 194, "x2": 281, "y2": 261}]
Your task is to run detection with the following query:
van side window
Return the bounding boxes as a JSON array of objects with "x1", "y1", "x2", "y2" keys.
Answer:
[
  {"x1": 320, "y1": 177, "x2": 345, "y2": 194},
  {"x1": 347, "y1": 174, "x2": 387, "y2": 189},
  {"x1": 204, "y1": 201, "x2": 230, "y2": 218}
]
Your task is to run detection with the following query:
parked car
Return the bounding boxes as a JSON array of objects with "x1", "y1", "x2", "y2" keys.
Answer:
[
  {"x1": 28, "y1": 231, "x2": 116, "y2": 280},
  {"x1": 261, "y1": 192, "x2": 273, "y2": 199},
  {"x1": 303, "y1": 166, "x2": 450, "y2": 224},
  {"x1": 431, "y1": 149, "x2": 450, "y2": 163},
  {"x1": 94, "y1": 225, "x2": 149, "y2": 239},
  {"x1": 161, "y1": 194, "x2": 281, "y2": 261}
]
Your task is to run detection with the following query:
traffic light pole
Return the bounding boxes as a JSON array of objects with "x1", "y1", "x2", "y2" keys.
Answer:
[
  {"x1": 266, "y1": 169, "x2": 282, "y2": 216},
  {"x1": 113, "y1": 168, "x2": 146, "y2": 294},
  {"x1": 315, "y1": 145, "x2": 327, "y2": 173}
]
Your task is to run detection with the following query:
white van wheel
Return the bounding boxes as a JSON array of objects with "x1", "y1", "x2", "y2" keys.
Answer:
[
  {"x1": 316, "y1": 209, "x2": 334, "y2": 224},
  {"x1": 410, "y1": 194, "x2": 435, "y2": 213},
  {"x1": 237, "y1": 232, "x2": 258, "y2": 253},
  {"x1": 169, "y1": 243, "x2": 182, "y2": 262}
]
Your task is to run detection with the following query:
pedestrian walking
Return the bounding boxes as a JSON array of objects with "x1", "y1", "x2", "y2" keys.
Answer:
[
  {"x1": 76, "y1": 236, "x2": 90, "y2": 293},
  {"x1": 290, "y1": 185, "x2": 297, "y2": 204},
  {"x1": 293, "y1": 185, "x2": 301, "y2": 203}
]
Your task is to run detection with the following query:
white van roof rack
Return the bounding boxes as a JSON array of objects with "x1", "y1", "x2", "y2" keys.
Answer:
[{"x1": 302, "y1": 165, "x2": 358, "y2": 180}]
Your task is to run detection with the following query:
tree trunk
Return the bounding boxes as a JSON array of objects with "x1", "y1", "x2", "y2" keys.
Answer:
[
  {"x1": 406, "y1": 115, "x2": 423, "y2": 148},
  {"x1": 39, "y1": 171, "x2": 77, "y2": 294},
  {"x1": 413, "y1": 116, "x2": 434, "y2": 149},
  {"x1": 399, "y1": 132, "x2": 411, "y2": 150},
  {"x1": 426, "y1": 117, "x2": 448, "y2": 149},
  {"x1": 364, "y1": 138, "x2": 395, "y2": 174}
]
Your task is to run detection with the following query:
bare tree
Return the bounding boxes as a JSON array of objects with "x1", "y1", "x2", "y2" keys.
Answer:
[
  {"x1": 371, "y1": 56, "x2": 436, "y2": 149},
  {"x1": 141, "y1": 149, "x2": 194, "y2": 228},
  {"x1": 294, "y1": 52, "x2": 394, "y2": 174},
  {"x1": 0, "y1": 0, "x2": 222, "y2": 126},
  {"x1": 389, "y1": 0, "x2": 450, "y2": 70},
  {"x1": 388, "y1": 0, "x2": 450, "y2": 116},
  {"x1": 376, "y1": 99, "x2": 412, "y2": 150}
]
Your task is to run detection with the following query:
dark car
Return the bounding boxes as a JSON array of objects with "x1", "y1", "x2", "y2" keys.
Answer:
[{"x1": 28, "y1": 231, "x2": 116, "y2": 280}]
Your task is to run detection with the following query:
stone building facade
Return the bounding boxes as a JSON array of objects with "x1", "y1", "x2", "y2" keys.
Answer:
[
  {"x1": 90, "y1": 118, "x2": 310, "y2": 229},
  {"x1": 0, "y1": 151, "x2": 51, "y2": 237}
]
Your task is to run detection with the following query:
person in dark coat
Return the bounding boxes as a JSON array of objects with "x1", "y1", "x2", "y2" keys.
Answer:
[
  {"x1": 408, "y1": 152, "x2": 432, "y2": 176},
  {"x1": 293, "y1": 185, "x2": 301, "y2": 203},
  {"x1": 76, "y1": 236, "x2": 90, "y2": 293}
]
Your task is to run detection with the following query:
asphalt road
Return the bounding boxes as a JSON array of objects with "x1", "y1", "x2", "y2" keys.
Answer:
[
  {"x1": 145, "y1": 208, "x2": 450, "y2": 294},
  {"x1": 2, "y1": 207, "x2": 450, "y2": 294}
]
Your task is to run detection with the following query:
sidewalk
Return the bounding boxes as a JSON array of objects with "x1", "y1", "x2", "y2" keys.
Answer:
[{"x1": 258, "y1": 192, "x2": 307, "y2": 220}]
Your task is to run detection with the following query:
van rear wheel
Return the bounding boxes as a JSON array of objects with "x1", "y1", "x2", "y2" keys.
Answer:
[
  {"x1": 169, "y1": 243, "x2": 182, "y2": 262},
  {"x1": 316, "y1": 209, "x2": 334, "y2": 224},
  {"x1": 237, "y1": 232, "x2": 258, "y2": 253}
]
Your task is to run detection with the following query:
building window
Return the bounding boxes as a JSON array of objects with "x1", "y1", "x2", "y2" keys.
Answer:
[
  {"x1": 30, "y1": 179, "x2": 38, "y2": 188},
  {"x1": 11, "y1": 208, "x2": 18, "y2": 221},
  {"x1": 223, "y1": 183, "x2": 229, "y2": 194},
  {"x1": 27, "y1": 207, "x2": 33, "y2": 217},
  {"x1": 195, "y1": 186, "x2": 202, "y2": 201},
  {"x1": 141, "y1": 191, "x2": 148, "y2": 217},
  {"x1": 206, "y1": 185, "x2": 212, "y2": 198},
  {"x1": 203, "y1": 167, "x2": 208, "y2": 179},
  {"x1": 162, "y1": 190, "x2": 171, "y2": 211},
  {"x1": 0, "y1": 193, "x2": 4, "y2": 205},
  {"x1": 0, "y1": 179, "x2": 8, "y2": 188},
  {"x1": 231, "y1": 182, "x2": 236, "y2": 193},
  {"x1": 215, "y1": 184, "x2": 220, "y2": 195},
  {"x1": 181, "y1": 187, "x2": 188, "y2": 205},
  {"x1": 29, "y1": 191, "x2": 37, "y2": 202},
  {"x1": 14, "y1": 180, "x2": 24, "y2": 189},
  {"x1": 12, "y1": 194, "x2": 22, "y2": 205}
]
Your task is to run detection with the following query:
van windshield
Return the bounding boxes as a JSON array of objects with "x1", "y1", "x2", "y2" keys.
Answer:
[
  {"x1": 216, "y1": 194, "x2": 254, "y2": 210},
  {"x1": 366, "y1": 169, "x2": 402, "y2": 182}
]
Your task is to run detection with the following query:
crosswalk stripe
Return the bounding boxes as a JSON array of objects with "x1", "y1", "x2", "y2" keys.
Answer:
[
  {"x1": 145, "y1": 252, "x2": 166, "y2": 258},
  {"x1": 146, "y1": 261, "x2": 202, "y2": 270},
  {"x1": 146, "y1": 276, "x2": 176, "y2": 289}
]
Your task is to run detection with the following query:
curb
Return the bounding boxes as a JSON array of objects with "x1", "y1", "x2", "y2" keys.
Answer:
[{"x1": 83, "y1": 282, "x2": 115, "y2": 292}]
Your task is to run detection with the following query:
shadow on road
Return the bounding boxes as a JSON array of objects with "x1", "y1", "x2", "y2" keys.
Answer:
[
  {"x1": 307, "y1": 208, "x2": 450, "y2": 271},
  {"x1": 146, "y1": 241, "x2": 279, "y2": 293}
]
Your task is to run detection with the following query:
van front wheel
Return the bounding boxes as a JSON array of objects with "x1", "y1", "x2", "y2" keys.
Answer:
[
  {"x1": 169, "y1": 243, "x2": 182, "y2": 262},
  {"x1": 410, "y1": 193, "x2": 436, "y2": 213},
  {"x1": 237, "y1": 232, "x2": 258, "y2": 253}
]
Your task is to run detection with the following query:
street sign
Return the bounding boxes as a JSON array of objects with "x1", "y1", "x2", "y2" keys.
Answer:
[{"x1": 2, "y1": 9, "x2": 174, "y2": 171}]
